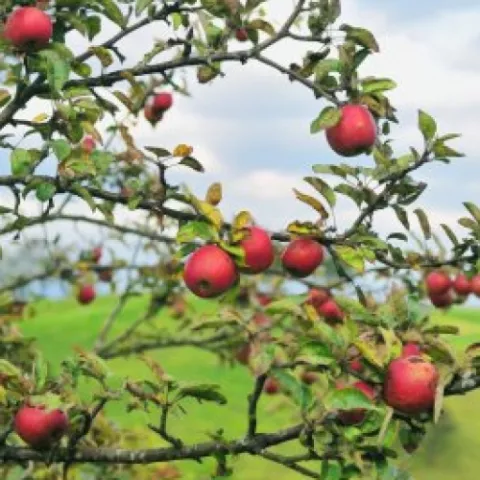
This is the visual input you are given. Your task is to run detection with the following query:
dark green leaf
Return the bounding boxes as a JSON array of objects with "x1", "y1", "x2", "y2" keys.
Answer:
[
  {"x1": 310, "y1": 106, "x2": 342, "y2": 134},
  {"x1": 418, "y1": 110, "x2": 436, "y2": 142}
]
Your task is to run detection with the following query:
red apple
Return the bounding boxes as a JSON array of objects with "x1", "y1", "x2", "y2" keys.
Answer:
[
  {"x1": 337, "y1": 381, "x2": 376, "y2": 425},
  {"x1": 144, "y1": 104, "x2": 163, "y2": 124},
  {"x1": 252, "y1": 312, "x2": 272, "y2": 328},
  {"x1": 425, "y1": 271, "x2": 451, "y2": 295},
  {"x1": 235, "y1": 28, "x2": 249, "y2": 42},
  {"x1": 183, "y1": 245, "x2": 237, "y2": 298},
  {"x1": 256, "y1": 293, "x2": 272, "y2": 306},
  {"x1": 429, "y1": 290, "x2": 453, "y2": 308},
  {"x1": 325, "y1": 104, "x2": 377, "y2": 157},
  {"x1": 152, "y1": 92, "x2": 173, "y2": 113},
  {"x1": 317, "y1": 299, "x2": 344, "y2": 322},
  {"x1": 264, "y1": 377, "x2": 280, "y2": 395},
  {"x1": 471, "y1": 275, "x2": 480, "y2": 298},
  {"x1": 452, "y1": 274, "x2": 471, "y2": 296},
  {"x1": 239, "y1": 226, "x2": 274, "y2": 274},
  {"x1": 305, "y1": 288, "x2": 330, "y2": 310},
  {"x1": 77, "y1": 285, "x2": 96, "y2": 305},
  {"x1": 300, "y1": 371, "x2": 318, "y2": 385},
  {"x1": 281, "y1": 238, "x2": 324, "y2": 277},
  {"x1": 383, "y1": 356, "x2": 438, "y2": 414},
  {"x1": 402, "y1": 343, "x2": 422, "y2": 357},
  {"x1": 4, "y1": 7, "x2": 53, "y2": 50},
  {"x1": 349, "y1": 358, "x2": 364, "y2": 373},
  {"x1": 81, "y1": 136, "x2": 96, "y2": 154},
  {"x1": 14, "y1": 405, "x2": 68, "y2": 450}
]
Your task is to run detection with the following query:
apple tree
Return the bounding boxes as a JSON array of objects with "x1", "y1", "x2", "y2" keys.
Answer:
[{"x1": 0, "y1": 0, "x2": 479, "y2": 479}]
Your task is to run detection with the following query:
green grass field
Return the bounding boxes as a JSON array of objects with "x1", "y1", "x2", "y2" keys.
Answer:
[{"x1": 17, "y1": 297, "x2": 480, "y2": 479}]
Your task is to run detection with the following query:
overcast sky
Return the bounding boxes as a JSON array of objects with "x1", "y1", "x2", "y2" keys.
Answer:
[{"x1": 1, "y1": 0, "x2": 479, "y2": 300}]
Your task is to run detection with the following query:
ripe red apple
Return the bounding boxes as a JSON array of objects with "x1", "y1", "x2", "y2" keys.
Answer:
[
  {"x1": 264, "y1": 377, "x2": 280, "y2": 395},
  {"x1": 300, "y1": 371, "x2": 318, "y2": 385},
  {"x1": 4, "y1": 7, "x2": 53, "y2": 50},
  {"x1": 77, "y1": 285, "x2": 96, "y2": 305},
  {"x1": 14, "y1": 405, "x2": 68, "y2": 450},
  {"x1": 471, "y1": 275, "x2": 480, "y2": 298},
  {"x1": 429, "y1": 290, "x2": 453, "y2": 309},
  {"x1": 337, "y1": 381, "x2": 376, "y2": 425},
  {"x1": 239, "y1": 226, "x2": 274, "y2": 274},
  {"x1": 452, "y1": 273, "x2": 471, "y2": 296},
  {"x1": 281, "y1": 238, "x2": 324, "y2": 278},
  {"x1": 425, "y1": 270, "x2": 451, "y2": 295},
  {"x1": 98, "y1": 268, "x2": 113, "y2": 283},
  {"x1": 317, "y1": 299, "x2": 344, "y2": 323},
  {"x1": 152, "y1": 92, "x2": 173, "y2": 112},
  {"x1": 235, "y1": 28, "x2": 249, "y2": 42},
  {"x1": 402, "y1": 343, "x2": 422, "y2": 357},
  {"x1": 383, "y1": 356, "x2": 438, "y2": 414},
  {"x1": 81, "y1": 136, "x2": 96, "y2": 154},
  {"x1": 183, "y1": 245, "x2": 237, "y2": 298},
  {"x1": 252, "y1": 312, "x2": 272, "y2": 328},
  {"x1": 305, "y1": 288, "x2": 330, "y2": 310},
  {"x1": 325, "y1": 104, "x2": 377, "y2": 157},
  {"x1": 91, "y1": 247, "x2": 102, "y2": 263},
  {"x1": 349, "y1": 358, "x2": 364, "y2": 373}
]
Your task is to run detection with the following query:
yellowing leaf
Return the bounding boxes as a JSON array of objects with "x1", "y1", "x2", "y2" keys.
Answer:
[
  {"x1": 173, "y1": 144, "x2": 193, "y2": 157},
  {"x1": 32, "y1": 113, "x2": 49, "y2": 123},
  {"x1": 205, "y1": 182, "x2": 222, "y2": 206},
  {"x1": 293, "y1": 189, "x2": 329, "y2": 219}
]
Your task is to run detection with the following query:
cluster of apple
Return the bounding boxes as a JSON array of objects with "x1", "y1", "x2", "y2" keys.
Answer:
[
  {"x1": 76, "y1": 247, "x2": 114, "y2": 305},
  {"x1": 183, "y1": 227, "x2": 326, "y2": 298},
  {"x1": 263, "y1": 341, "x2": 438, "y2": 429},
  {"x1": 425, "y1": 270, "x2": 480, "y2": 308}
]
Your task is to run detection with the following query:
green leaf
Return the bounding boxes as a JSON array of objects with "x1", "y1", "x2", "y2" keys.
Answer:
[
  {"x1": 145, "y1": 146, "x2": 171, "y2": 157},
  {"x1": 265, "y1": 295, "x2": 308, "y2": 315},
  {"x1": 463, "y1": 202, "x2": 480, "y2": 224},
  {"x1": 413, "y1": 208, "x2": 431, "y2": 240},
  {"x1": 248, "y1": 19, "x2": 275, "y2": 36},
  {"x1": 361, "y1": 77, "x2": 397, "y2": 94},
  {"x1": 0, "y1": 89, "x2": 12, "y2": 108},
  {"x1": 33, "y1": 352, "x2": 49, "y2": 391},
  {"x1": 50, "y1": 139, "x2": 72, "y2": 162},
  {"x1": 72, "y1": 184, "x2": 96, "y2": 211},
  {"x1": 320, "y1": 460, "x2": 343, "y2": 480},
  {"x1": 440, "y1": 223, "x2": 459, "y2": 246},
  {"x1": 178, "y1": 156, "x2": 205, "y2": 172},
  {"x1": 393, "y1": 205, "x2": 409, "y2": 230},
  {"x1": 135, "y1": 0, "x2": 154, "y2": 15},
  {"x1": 89, "y1": 46, "x2": 114, "y2": 68},
  {"x1": 38, "y1": 50, "x2": 71, "y2": 93},
  {"x1": 310, "y1": 106, "x2": 342, "y2": 134},
  {"x1": 325, "y1": 387, "x2": 377, "y2": 411},
  {"x1": 303, "y1": 176, "x2": 336, "y2": 207},
  {"x1": 340, "y1": 25, "x2": 379, "y2": 52},
  {"x1": 101, "y1": 0, "x2": 126, "y2": 27},
  {"x1": 91, "y1": 151, "x2": 114, "y2": 174},
  {"x1": 35, "y1": 182, "x2": 56, "y2": 202},
  {"x1": 11, "y1": 149, "x2": 33, "y2": 176},
  {"x1": 271, "y1": 369, "x2": 313, "y2": 410},
  {"x1": 176, "y1": 221, "x2": 218, "y2": 243},
  {"x1": 0, "y1": 359, "x2": 22, "y2": 379},
  {"x1": 175, "y1": 383, "x2": 227, "y2": 405},
  {"x1": 334, "y1": 245, "x2": 365, "y2": 273},
  {"x1": 418, "y1": 110, "x2": 437, "y2": 142}
]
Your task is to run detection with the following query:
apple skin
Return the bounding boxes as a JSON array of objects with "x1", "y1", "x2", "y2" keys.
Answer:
[
  {"x1": 305, "y1": 288, "x2": 330, "y2": 310},
  {"x1": 402, "y1": 343, "x2": 422, "y2": 357},
  {"x1": 14, "y1": 405, "x2": 68, "y2": 450},
  {"x1": 81, "y1": 136, "x2": 96, "y2": 153},
  {"x1": 235, "y1": 343, "x2": 251, "y2": 365},
  {"x1": 425, "y1": 271, "x2": 451, "y2": 295},
  {"x1": 349, "y1": 358, "x2": 364, "y2": 373},
  {"x1": 263, "y1": 377, "x2": 280, "y2": 395},
  {"x1": 281, "y1": 238, "x2": 324, "y2": 278},
  {"x1": 325, "y1": 104, "x2": 377, "y2": 157},
  {"x1": 152, "y1": 93, "x2": 173, "y2": 112},
  {"x1": 256, "y1": 293, "x2": 273, "y2": 306},
  {"x1": 337, "y1": 381, "x2": 376, "y2": 425},
  {"x1": 317, "y1": 299, "x2": 344, "y2": 323},
  {"x1": 235, "y1": 28, "x2": 249, "y2": 42},
  {"x1": 4, "y1": 7, "x2": 53, "y2": 50},
  {"x1": 471, "y1": 275, "x2": 480, "y2": 298},
  {"x1": 300, "y1": 371, "x2": 318, "y2": 385},
  {"x1": 383, "y1": 356, "x2": 438, "y2": 414},
  {"x1": 144, "y1": 104, "x2": 163, "y2": 123},
  {"x1": 429, "y1": 290, "x2": 453, "y2": 308},
  {"x1": 77, "y1": 285, "x2": 96, "y2": 305},
  {"x1": 252, "y1": 312, "x2": 272, "y2": 328},
  {"x1": 452, "y1": 274, "x2": 471, "y2": 296},
  {"x1": 239, "y1": 226, "x2": 274, "y2": 274},
  {"x1": 183, "y1": 245, "x2": 237, "y2": 298},
  {"x1": 91, "y1": 247, "x2": 102, "y2": 263}
]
